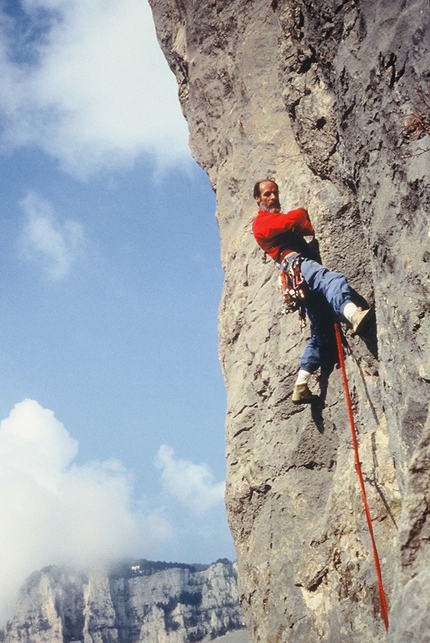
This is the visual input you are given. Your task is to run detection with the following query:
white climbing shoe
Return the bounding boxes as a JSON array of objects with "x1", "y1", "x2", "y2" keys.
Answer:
[{"x1": 351, "y1": 307, "x2": 373, "y2": 335}]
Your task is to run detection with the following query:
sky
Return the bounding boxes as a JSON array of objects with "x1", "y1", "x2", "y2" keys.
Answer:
[{"x1": 0, "y1": 0, "x2": 233, "y2": 623}]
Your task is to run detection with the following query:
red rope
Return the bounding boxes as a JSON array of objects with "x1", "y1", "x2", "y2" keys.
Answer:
[{"x1": 334, "y1": 322, "x2": 389, "y2": 631}]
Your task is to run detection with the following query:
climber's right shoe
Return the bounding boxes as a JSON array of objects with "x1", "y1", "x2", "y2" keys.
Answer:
[
  {"x1": 292, "y1": 384, "x2": 319, "y2": 405},
  {"x1": 351, "y1": 307, "x2": 374, "y2": 335}
]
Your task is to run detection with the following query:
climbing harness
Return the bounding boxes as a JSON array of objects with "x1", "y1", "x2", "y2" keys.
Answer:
[
  {"x1": 334, "y1": 321, "x2": 389, "y2": 632},
  {"x1": 279, "y1": 254, "x2": 307, "y2": 327}
]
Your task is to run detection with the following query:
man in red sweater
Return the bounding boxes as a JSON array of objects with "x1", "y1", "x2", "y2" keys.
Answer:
[{"x1": 253, "y1": 179, "x2": 372, "y2": 404}]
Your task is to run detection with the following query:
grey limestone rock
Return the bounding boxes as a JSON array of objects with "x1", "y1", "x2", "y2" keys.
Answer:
[
  {"x1": 1, "y1": 561, "x2": 246, "y2": 643},
  {"x1": 148, "y1": 0, "x2": 429, "y2": 641}
]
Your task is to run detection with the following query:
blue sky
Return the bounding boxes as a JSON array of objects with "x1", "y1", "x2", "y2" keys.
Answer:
[{"x1": 0, "y1": 0, "x2": 233, "y2": 622}]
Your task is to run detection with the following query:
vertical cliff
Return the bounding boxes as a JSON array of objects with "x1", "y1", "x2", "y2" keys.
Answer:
[
  {"x1": 148, "y1": 1, "x2": 430, "y2": 641},
  {"x1": 1, "y1": 560, "x2": 246, "y2": 643}
]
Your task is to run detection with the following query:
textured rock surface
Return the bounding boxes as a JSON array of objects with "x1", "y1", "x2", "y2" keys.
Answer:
[
  {"x1": 0, "y1": 561, "x2": 246, "y2": 643},
  {"x1": 149, "y1": 0, "x2": 429, "y2": 641}
]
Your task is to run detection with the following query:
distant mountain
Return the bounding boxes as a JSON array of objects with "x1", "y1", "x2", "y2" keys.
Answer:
[{"x1": 0, "y1": 559, "x2": 248, "y2": 643}]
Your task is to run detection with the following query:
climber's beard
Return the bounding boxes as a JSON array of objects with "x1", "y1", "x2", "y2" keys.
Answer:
[{"x1": 260, "y1": 200, "x2": 281, "y2": 213}]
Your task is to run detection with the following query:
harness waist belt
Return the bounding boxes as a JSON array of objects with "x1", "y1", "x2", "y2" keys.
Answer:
[{"x1": 280, "y1": 252, "x2": 301, "y2": 271}]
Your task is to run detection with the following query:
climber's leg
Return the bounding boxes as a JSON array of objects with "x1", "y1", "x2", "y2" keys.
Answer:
[
  {"x1": 300, "y1": 258, "x2": 353, "y2": 318},
  {"x1": 292, "y1": 291, "x2": 337, "y2": 404}
]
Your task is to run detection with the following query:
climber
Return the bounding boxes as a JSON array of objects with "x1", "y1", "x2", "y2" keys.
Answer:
[{"x1": 252, "y1": 179, "x2": 373, "y2": 404}]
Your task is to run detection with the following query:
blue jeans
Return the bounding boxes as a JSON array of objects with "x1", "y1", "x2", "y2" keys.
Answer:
[{"x1": 298, "y1": 257, "x2": 353, "y2": 373}]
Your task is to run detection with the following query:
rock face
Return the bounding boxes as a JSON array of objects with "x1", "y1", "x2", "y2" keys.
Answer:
[
  {"x1": 1, "y1": 560, "x2": 246, "y2": 643},
  {"x1": 148, "y1": 1, "x2": 429, "y2": 641}
]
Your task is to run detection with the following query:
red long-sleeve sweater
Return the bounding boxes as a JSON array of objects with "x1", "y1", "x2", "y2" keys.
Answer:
[{"x1": 252, "y1": 208, "x2": 315, "y2": 263}]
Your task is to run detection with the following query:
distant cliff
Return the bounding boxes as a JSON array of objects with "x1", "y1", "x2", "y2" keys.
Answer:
[
  {"x1": 1, "y1": 560, "x2": 247, "y2": 643},
  {"x1": 148, "y1": 1, "x2": 429, "y2": 641}
]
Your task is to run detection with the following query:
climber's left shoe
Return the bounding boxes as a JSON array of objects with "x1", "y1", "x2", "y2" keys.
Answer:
[{"x1": 292, "y1": 384, "x2": 319, "y2": 405}]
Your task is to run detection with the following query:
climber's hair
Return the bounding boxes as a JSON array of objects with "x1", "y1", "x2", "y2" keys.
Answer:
[{"x1": 253, "y1": 178, "x2": 278, "y2": 199}]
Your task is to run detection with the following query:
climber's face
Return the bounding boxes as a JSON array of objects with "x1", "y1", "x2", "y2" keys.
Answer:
[{"x1": 255, "y1": 181, "x2": 281, "y2": 212}]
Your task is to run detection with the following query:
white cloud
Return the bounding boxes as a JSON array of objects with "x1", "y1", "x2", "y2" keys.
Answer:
[
  {"x1": 19, "y1": 191, "x2": 85, "y2": 279},
  {"x1": 0, "y1": 0, "x2": 190, "y2": 178},
  {"x1": 155, "y1": 445, "x2": 225, "y2": 514},
  {"x1": 0, "y1": 400, "x2": 230, "y2": 626},
  {"x1": 0, "y1": 399, "x2": 171, "y2": 625}
]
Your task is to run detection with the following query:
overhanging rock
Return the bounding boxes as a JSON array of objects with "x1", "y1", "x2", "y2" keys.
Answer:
[{"x1": 149, "y1": 1, "x2": 430, "y2": 640}]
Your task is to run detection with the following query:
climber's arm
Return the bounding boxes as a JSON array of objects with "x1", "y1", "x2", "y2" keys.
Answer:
[{"x1": 253, "y1": 208, "x2": 314, "y2": 241}]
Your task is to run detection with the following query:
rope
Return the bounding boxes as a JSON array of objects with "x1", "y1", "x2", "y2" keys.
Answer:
[{"x1": 333, "y1": 321, "x2": 389, "y2": 632}]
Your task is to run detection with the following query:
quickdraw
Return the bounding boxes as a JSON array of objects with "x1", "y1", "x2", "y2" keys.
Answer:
[{"x1": 278, "y1": 254, "x2": 307, "y2": 327}]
